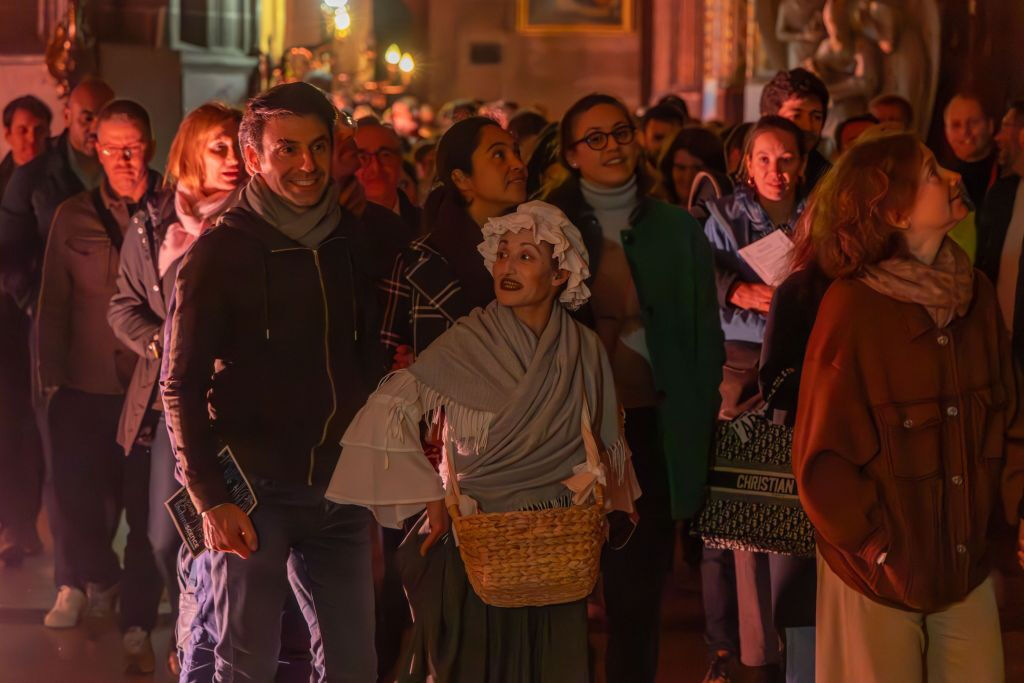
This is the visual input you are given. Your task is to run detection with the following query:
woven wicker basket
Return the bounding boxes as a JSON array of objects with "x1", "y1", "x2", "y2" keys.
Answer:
[{"x1": 445, "y1": 401, "x2": 608, "y2": 608}]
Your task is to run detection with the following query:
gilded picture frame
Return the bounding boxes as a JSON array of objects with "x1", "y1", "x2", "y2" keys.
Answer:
[{"x1": 516, "y1": 0, "x2": 633, "y2": 35}]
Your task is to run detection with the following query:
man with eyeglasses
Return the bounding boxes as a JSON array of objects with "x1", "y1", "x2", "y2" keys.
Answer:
[
  {"x1": 354, "y1": 118, "x2": 420, "y2": 237},
  {"x1": 36, "y1": 100, "x2": 166, "y2": 675}
]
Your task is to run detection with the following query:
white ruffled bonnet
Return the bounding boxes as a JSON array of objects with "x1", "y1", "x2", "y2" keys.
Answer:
[{"x1": 477, "y1": 201, "x2": 592, "y2": 310}]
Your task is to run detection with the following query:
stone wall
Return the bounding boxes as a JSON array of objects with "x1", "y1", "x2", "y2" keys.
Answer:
[{"x1": 425, "y1": 0, "x2": 641, "y2": 118}]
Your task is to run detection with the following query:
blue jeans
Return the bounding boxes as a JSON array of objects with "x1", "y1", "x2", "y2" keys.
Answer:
[
  {"x1": 151, "y1": 416, "x2": 183, "y2": 617},
  {"x1": 209, "y1": 481, "x2": 375, "y2": 682},
  {"x1": 177, "y1": 545, "x2": 323, "y2": 682}
]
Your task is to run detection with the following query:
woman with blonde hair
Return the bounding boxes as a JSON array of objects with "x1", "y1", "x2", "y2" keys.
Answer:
[{"x1": 108, "y1": 101, "x2": 245, "y2": 676}]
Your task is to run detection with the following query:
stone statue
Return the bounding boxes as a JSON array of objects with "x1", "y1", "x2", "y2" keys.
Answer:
[
  {"x1": 775, "y1": 0, "x2": 827, "y2": 70},
  {"x1": 806, "y1": 0, "x2": 939, "y2": 139}
]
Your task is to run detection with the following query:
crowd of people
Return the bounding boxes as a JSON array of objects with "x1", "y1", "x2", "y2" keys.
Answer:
[{"x1": 0, "y1": 63, "x2": 1023, "y2": 683}]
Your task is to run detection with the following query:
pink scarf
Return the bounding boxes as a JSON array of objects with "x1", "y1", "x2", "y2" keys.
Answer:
[{"x1": 158, "y1": 186, "x2": 241, "y2": 276}]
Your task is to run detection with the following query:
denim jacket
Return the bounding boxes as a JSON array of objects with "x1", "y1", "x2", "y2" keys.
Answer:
[{"x1": 703, "y1": 185, "x2": 805, "y2": 344}]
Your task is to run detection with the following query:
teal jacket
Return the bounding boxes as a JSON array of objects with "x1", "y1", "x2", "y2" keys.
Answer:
[{"x1": 547, "y1": 179, "x2": 724, "y2": 519}]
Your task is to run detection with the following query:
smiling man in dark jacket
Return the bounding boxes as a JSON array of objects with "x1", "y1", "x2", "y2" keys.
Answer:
[{"x1": 161, "y1": 82, "x2": 382, "y2": 681}]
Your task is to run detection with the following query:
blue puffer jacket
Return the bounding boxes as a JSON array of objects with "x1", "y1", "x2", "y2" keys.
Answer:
[{"x1": 703, "y1": 185, "x2": 805, "y2": 344}]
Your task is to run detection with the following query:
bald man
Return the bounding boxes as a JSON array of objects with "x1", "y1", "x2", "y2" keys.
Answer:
[
  {"x1": 354, "y1": 120, "x2": 421, "y2": 236},
  {"x1": 0, "y1": 77, "x2": 114, "y2": 312},
  {"x1": 944, "y1": 93, "x2": 998, "y2": 211}
]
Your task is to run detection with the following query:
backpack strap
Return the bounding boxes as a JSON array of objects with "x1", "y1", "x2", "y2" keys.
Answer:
[{"x1": 90, "y1": 187, "x2": 124, "y2": 251}]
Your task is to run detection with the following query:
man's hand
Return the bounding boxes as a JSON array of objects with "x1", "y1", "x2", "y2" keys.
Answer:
[
  {"x1": 392, "y1": 344, "x2": 415, "y2": 371},
  {"x1": 728, "y1": 282, "x2": 775, "y2": 314},
  {"x1": 202, "y1": 503, "x2": 259, "y2": 559},
  {"x1": 420, "y1": 499, "x2": 450, "y2": 557}
]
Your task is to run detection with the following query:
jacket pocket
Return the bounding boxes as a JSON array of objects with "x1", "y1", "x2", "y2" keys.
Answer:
[
  {"x1": 65, "y1": 236, "x2": 115, "y2": 290},
  {"x1": 970, "y1": 385, "x2": 1007, "y2": 462},
  {"x1": 881, "y1": 401, "x2": 943, "y2": 480}
]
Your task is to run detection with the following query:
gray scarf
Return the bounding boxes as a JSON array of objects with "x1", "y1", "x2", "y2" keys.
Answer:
[
  {"x1": 407, "y1": 301, "x2": 624, "y2": 513},
  {"x1": 242, "y1": 174, "x2": 341, "y2": 247}
]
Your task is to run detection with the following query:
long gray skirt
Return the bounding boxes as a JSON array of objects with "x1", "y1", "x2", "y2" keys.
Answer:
[{"x1": 396, "y1": 514, "x2": 589, "y2": 683}]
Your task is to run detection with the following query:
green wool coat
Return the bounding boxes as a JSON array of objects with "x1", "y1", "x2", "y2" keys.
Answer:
[{"x1": 547, "y1": 180, "x2": 724, "y2": 519}]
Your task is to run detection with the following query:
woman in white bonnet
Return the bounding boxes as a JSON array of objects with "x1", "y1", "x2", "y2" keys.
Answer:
[{"x1": 327, "y1": 200, "x2": 639, "y2": 682}]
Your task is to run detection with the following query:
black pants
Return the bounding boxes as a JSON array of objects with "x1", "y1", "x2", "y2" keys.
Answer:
[
  {"x1": 49, "y1": 388, "x2": 124, "y2": 590},
  {"x1": 0, "y1": 296, "x2": 42, "y2": 545},
  {"x1": 601, "y1": 407, "x2": 675, "y2": 683},
  {"x1": 377, "y1": 525, "x2": 412, "y2": 681}
]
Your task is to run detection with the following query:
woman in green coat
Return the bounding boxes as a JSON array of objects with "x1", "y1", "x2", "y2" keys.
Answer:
[{"x1": 544, "y1": 92, "x2": 724, "y2": 683}]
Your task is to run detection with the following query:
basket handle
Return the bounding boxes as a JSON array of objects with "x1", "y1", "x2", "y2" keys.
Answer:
[
  {"x1": 580, "y1": 394, "x2": 605, "y2": 507},
  {"x1": 440, "y1": 411, "x2": 464, "y2": 519}
]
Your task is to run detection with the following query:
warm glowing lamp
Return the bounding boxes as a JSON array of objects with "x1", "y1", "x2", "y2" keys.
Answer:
[
  {"x1": 384, "y1": 44, "x2": 402, "y2": 65},
  {"x1": 334, "y1": 7, "x2": 351, "y2": 31},
  {"x1": 323, "y1": 0, "x2": 347, "y2": 8},
  {"x1": 398, "y1": 53, "x2": 415, "y2": 73}
]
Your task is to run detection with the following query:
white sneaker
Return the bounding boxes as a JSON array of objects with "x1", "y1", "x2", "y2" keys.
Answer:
[
  {"x1": 122, "y1": 626, "x2": 156, "y2": 674},
  {"x1": 44, "y1": 585, "x2": 86, "y2": 628},
  {"x1": 85, "y1": 581, "x2": 119, "y2": 619}
]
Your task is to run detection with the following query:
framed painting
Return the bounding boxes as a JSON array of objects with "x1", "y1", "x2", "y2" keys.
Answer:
[{"x1": 516, "y1": 0, "x2": 633, "y2": 34}]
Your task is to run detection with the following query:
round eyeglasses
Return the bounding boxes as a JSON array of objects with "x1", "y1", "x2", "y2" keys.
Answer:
[{"x1": 571, "y1": 125, "x2": 636, "y2": 151}]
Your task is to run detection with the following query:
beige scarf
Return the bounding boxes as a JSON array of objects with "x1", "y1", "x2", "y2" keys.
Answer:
[
  {"x1": 859, "y1": 238, "x2": 974, "y2": 328},
  {"x1": 242, "y1": 174, "x2": 341, "y2": 248},
  {"x1": 404, "y1": 301, "x2": 627, "y2": 513},
  {"x1": 158, "y1": 185, "x2": 242, "y2": 276}
]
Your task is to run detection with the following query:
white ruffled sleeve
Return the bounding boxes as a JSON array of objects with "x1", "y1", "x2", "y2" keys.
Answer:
[{"x1": 325, "y1": 371, "x2": 444, "y2": 528}]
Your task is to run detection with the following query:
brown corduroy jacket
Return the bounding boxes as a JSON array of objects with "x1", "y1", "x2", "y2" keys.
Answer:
[
  {"x1": 36, "y1": 182, "x2": 142, "y2": 396},
  {"x1": 793, "y1": 274, "x2": 1024, "y2": 612}
]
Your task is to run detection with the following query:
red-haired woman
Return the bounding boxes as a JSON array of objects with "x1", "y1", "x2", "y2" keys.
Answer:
[
  {"x1": 792, "y1": 132, "x2": 1024, "y2": 681},
  {"x1": 107, "y1": 102, "x2": 244, "y2": 674}
]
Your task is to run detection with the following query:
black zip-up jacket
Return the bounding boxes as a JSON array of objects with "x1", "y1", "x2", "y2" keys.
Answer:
[{"x1": 161, "y1": 204, "x2": 385, "y2": 512}]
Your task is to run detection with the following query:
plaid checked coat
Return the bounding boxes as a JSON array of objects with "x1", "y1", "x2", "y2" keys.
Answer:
[
  {"x1": 379, "y1": 187, "x2": 498, "y2": 355},
  {"x1": 379, "y1": 234, "x2": 488, "y2": 355}
]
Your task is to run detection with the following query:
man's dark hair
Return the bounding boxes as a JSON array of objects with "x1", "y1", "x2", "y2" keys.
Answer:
[
  {"x1": 640, "y1": 103, "x2": 687, "y2": 131},
  {"x1": 759, "y1": 68, "x2": 830, "y2": 116},
  {"x1": 653, "y1": 94, "x2": 690, "y2": 121},
  {"x1": 240, "y1": 82, "x2": 337, "y2": 155},
  {"x1": 507, "y1": 110, "x2": 548, "y2": 142},
  {"x1": 835, "y1": 113, "x2": 880, "y2": 150},
  {"x1": 869, "y1": 93, "x2": 913, "y2": 127},
  {"x1": 3, "y1": 95, "x2": 52, "y2": 130},
  {"x1": 96, "y1": 99, "x2": 152, "y2": 140}
]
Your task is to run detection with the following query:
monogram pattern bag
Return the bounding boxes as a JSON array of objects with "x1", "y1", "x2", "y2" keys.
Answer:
[{"x1": 694, "y1": 368, "x2": 815, "y2": 557}]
